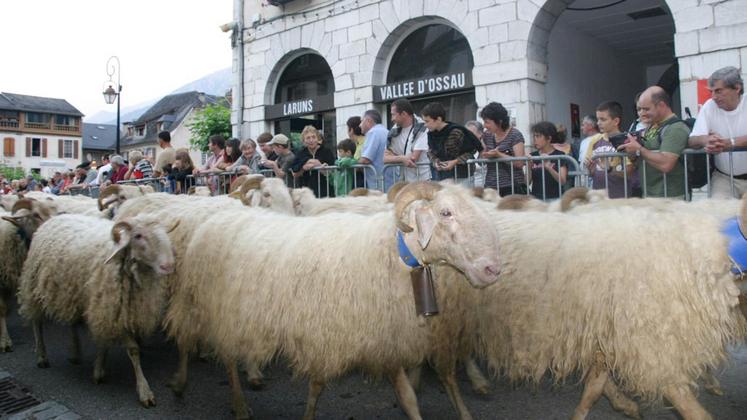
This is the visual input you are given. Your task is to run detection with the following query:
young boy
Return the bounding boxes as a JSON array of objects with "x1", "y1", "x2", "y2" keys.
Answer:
[
  {"x1": 332, "y1": 139, "x2": 358, "y2": 197},
  {"x1": 584, "y1": 101, "x2": 633, "y2": 198}
]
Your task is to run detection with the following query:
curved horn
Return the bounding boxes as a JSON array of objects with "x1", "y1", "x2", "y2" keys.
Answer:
[
  {"x1": 229, "y1": 175, "x2": 250, "y2": 194},
  {"x1": 11, "y1": 198, "x2": 35, "y2": 214},
  {"x1": 393, "y1": 182, "x2": 443, "y2": 233},
  {"x1": 386, "y1": 181, "x2": 409, "y2": 203},
  {"x1": 239, "y1": 175, "x2": 264, "y2": 206},
  {"x1": 496, "y1": 194, "x2": 535, "y2": 211},
  {"x1": 187, "y1": 186, "x2": 197, "y2": 195},
  {"x1": 98, "y1": 185, "x2": 121, "y2": 211},
  {"x1": 559, "y1": 187, "x2": 590, "y2": 212},
  {"x1": 472, "y1": 186, "x2": 485, "y2": 199},
  {"x1": 111, "y1": 221, "x2": 133, "y2": 244},
  {"x1": 349, "y1": 188, "x2": 369, "y2": 197}
]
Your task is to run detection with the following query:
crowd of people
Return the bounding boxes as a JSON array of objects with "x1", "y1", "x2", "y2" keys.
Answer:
[{"x1": 2, "y1": 66, "x2": 744, "y2": 201}]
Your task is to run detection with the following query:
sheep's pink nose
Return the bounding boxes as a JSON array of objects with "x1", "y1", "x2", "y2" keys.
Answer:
[
  {"x1": 484, "y1": 265, "x2": 500, "y2": 278},
  {"x1": 159, "y1": 263, "x2": 175, "y2": 274}
]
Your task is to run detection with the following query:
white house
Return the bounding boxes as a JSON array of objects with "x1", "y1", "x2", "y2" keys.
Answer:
[
  {"x1": 229, "y1": 0, "x2": 747, "y2": 145},
  {"x1": 0, "y1": 92, "x2": 83, "y2": 177}
]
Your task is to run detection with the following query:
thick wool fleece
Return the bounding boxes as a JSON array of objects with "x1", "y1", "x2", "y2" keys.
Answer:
[
  {"x1": 18, "y1": 214, "x2": 165, "y2": 344},
  {"x1": 166, "y1": 210, "x2": 431, "y2": 382},
  {"x1": 478, "y1": 207, "x2": 746, "y2": 402}
]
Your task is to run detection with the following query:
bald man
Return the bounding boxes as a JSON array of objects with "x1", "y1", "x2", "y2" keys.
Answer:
[{"x1": 618, "y1": 86, "x2": 690, "y2": 198}]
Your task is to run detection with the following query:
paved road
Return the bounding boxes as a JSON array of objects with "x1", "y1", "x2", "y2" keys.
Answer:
[{"x1": 1, "y1": 303, "x2": 746, "y2": 419}]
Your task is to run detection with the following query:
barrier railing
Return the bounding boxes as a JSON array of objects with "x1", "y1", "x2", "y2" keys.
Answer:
[
  {"x1": 116, "y1": 177, "x2": 172, "y2": 193},
  {"x1": 62, "y1": 185, "x2": 100, "y2": 198},
  {"x1": 468, "y1": 155, "x2": 582, "y2": 200}
]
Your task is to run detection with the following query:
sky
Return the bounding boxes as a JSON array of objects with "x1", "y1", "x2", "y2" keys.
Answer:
[{"x1": 0, "y1": 0, "x2": 233, "y2": 119}]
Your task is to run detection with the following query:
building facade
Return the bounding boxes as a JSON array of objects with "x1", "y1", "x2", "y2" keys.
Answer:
[
  {"x1": 82, "y1": 123, "x2": 117, "y2": 165},
  {"x1": 120, "y1": 91, "x2": 223, "y2": 167},
  {"x1": 232, "y1": 0, "x2": 747, "y2": 145},
  {"x1": 0, "y1": 92, "x2": 83, "y2": 177}
]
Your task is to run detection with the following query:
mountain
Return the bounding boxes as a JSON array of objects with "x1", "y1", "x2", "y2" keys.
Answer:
[{"x1": 85, "y1": 67, "x2": 232, "y2": 124}]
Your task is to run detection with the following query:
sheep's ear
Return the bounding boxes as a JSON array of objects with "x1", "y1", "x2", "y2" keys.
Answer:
[
  {"x1": 250, "y1": 191, "x2": 262, "y2": 207},
  {"x1": 2, "y1": 215, "x2": 25, "y2": 228},
  {"x1": 415, "y1": 206, "x2": 436, "y2": 250},
  {"x1": 105, "y1": 222, "x2": 132, "y2": 264}
]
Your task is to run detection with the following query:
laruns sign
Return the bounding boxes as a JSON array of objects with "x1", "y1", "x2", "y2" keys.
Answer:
[
  {"x1": 373, "y1": 72, "x2": 473, "y2": 102},
  {"x1": 265, "y1": 94, "x2": 334, "y2": 120}
]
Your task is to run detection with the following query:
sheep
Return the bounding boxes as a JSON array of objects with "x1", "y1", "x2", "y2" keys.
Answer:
[
  {"x1": 291, "y1": 186, "x2": 390, "y2": 216},
  {"x1": 0, "y1": 198, "x2": 62, "y2": 352},
  {"x1": 17, "y1": 213, "x2": 176, "y2": 407},
  {"x1": 470, "y1": 202, "x2": 746, "y2": 420},
  {"x1": 97, "y1": 184, "x2": 154, "y2": 217},
  {"x1": 187, "y1": 185, "x2": 212, "y2": 196},
  {"x1": 235, "y1": 174, "x2": 295, "y2": 215},
  {"x1": 164, "y1": 182, "x2": 502, "y2": 419}
]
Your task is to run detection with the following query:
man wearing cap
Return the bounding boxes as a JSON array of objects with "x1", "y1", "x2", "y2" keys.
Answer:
[
  {"x1": 261, "y1": 134, "x2": 295, "y2": 186},
  {"x1": 68, "y1": 162, "x2": 98, "y2": 190}
]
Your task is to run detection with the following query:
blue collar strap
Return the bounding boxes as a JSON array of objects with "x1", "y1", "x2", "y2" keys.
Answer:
[
  {"x1": 397, "y1": 230, "x2": 422, "y2": 268},
  {"x1": 721, "y1": 216, "x2": 747, "y2": 275}
]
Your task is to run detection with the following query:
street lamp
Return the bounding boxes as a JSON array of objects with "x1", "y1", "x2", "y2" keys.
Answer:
[{"x1": 102, "y1": 56, "x2": 122, "y2": 154}]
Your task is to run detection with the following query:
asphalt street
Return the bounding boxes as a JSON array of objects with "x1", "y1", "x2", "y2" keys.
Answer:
[{"x1": 1, "y1": 301, "x2": 746, "y2": 420}]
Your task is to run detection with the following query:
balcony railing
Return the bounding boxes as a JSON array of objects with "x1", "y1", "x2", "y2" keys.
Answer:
[
  {"x1": 25, "y1": 121, "x2": 51, "y2": 129},
  {"x1": 54, "y1": 124, "x2": 80, "y2": 132},
  {"x1": 0, "y1": 120, "x2": 19, "y2": 128}
]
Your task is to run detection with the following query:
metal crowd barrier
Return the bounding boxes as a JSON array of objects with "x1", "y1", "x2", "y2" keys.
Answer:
[
  {"x1": 62, "y1": 185, "x2": 101, "y2": 198},
  {"x1": 300, "y1": 164, "x2": 377, "y2": 197},
  {"x1": 116, "y1": 177, "x2": 172, "y2": 193}
]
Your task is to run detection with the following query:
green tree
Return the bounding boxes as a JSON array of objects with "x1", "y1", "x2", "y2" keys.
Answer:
[
  {"x1": 0, "y1": 165, "x2": 26, "y2": 181},
  {"x1": 188, "y1": 103, "x2": 231, "y2": 152}
]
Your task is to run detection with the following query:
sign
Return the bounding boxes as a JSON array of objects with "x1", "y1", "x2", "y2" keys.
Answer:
[
  {"x1": 265, "y1": 94, "x2": 334, "y2": 120},
  {"x1": 373, "y1": 72, "x2": 473, "y2": 102},
  {"x1": 697, "y1": 79, "x2": 712, "y2": 110}
]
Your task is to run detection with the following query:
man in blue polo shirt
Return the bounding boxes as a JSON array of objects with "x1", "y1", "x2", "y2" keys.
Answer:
[{"x1": 358, "y1": 109, "x2": 387, "y2": 190}]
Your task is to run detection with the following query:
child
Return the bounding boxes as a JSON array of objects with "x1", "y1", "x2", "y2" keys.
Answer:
[
  {"x1": 528, "y1": 122, "x2": 568, "y2": 200},
  {"x1": 332, "y1": 139, "x2": 358, "y2": 197},
  {"x1": 584, "y1": 101, "x2": 633, "y2": 198}
]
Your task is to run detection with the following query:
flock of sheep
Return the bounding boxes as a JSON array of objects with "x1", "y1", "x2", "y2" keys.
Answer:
[{"x1": 1, "y1": 176, "x2": 746, "y2": 420}]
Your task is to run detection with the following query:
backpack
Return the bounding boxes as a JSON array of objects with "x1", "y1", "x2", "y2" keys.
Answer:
[{"x1": 656, "y1": 111, "x2": 712, "y2": 190}]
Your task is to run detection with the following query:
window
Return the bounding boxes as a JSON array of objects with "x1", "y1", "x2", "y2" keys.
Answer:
[
  {"x1": 31, "y1": 138, "x2": 41, "y2": 157},
  {"x1": 136, "y1": 126, "x2": 145, "y2": 136},
  {"x1": 144, "y1": 147, "x2": 156, "y2": 159},
  {"x1": 55, "y1": 115, "x2": 73, "y2": 126},
  {"x1": 25, "y1": 113, "x2": 48, "y2": 124},
  {"x1": 63, "y1": 140, "x2": 74, "y2": 158}
]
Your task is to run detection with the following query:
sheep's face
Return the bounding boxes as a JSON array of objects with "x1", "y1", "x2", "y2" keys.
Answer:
[
  {"x1": 107, "y1": 218, "x2": 176, "y2": 276},
  {"x1": 1, "y1": 199, "x2": 57, "y2": 240},
  {"x1": 397, "y1": 184, "x2": 501, "y2": 288},
  {"x1": 262, "y1": 178, "x2": 294, "y2": 215}
]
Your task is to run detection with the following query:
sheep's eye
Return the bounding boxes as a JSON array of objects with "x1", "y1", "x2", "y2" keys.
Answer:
[
  {"x1": 134, "y1": 233, "x2": 143, "y2": 240},
  {"x1": 440, "y1": 209, "x2": 452, "y2": 217}
]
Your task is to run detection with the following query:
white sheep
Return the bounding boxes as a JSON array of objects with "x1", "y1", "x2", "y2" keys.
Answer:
[
  {"x1": 17, "y1": 213, "x2": 176, "y2": 407},
  {"x1": 291, "y1": 186, "x2": 390, "y2": 216},
  {"x1": 97, "y1": 184, "x2": 155, "y2": 217},
  {"x1": 471, "y1": 203, "x2": 746, "y2": 420},
  {"x1": 235, "y1": 174, "x2": 295, "y2": 215},
  {"x1": 164, "y1": 182, "x2": 502, "y2": 419}
]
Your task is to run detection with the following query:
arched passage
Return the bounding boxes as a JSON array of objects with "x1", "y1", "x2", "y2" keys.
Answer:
[
  {"x1": 264, "y1": 50, "x2": 336, "y2": 150},
  {"x1": 530, "y1": 0, "x2": 678, "y2": 138},
  {"x1": 372, "y1": 18, "x2": 477, "y2": 124}
]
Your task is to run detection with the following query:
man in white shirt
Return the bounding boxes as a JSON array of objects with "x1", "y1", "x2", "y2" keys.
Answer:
[
  {"x1": 384, "y1": 98, "x2": 431, "y2": 187},
  {"x1": 91, "y1": 155, "x2": 111, "y2": 187},
  {"x1": 689, "y1": 66, "x2": 747, "y2": 198}
]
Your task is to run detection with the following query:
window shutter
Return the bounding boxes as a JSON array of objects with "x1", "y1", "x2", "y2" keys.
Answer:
[
  {"x1": 42, "y1": 138, "x2": 47, "y2": 158},
  {"x1": 3, "y1": 138, "x2": 14, "y2": 157},
  {"x1": 58, "y1": 140, "x2": 63, "y2": 158},
  {"x1": 73, "y1": 140, "x2": 79, "y2": 159},
  {"x1": 25, "y1": 137, "x2": 31, "y2": 157}
]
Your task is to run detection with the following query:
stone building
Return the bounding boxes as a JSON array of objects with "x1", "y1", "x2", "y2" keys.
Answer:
[{"x1": 230, "y1": 0, "x2": 747, "y2": 146}]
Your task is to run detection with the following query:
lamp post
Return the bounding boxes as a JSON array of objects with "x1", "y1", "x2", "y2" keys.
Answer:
[{"x1": 102, "y1": 56, "x2": 122, "y2": 155}]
